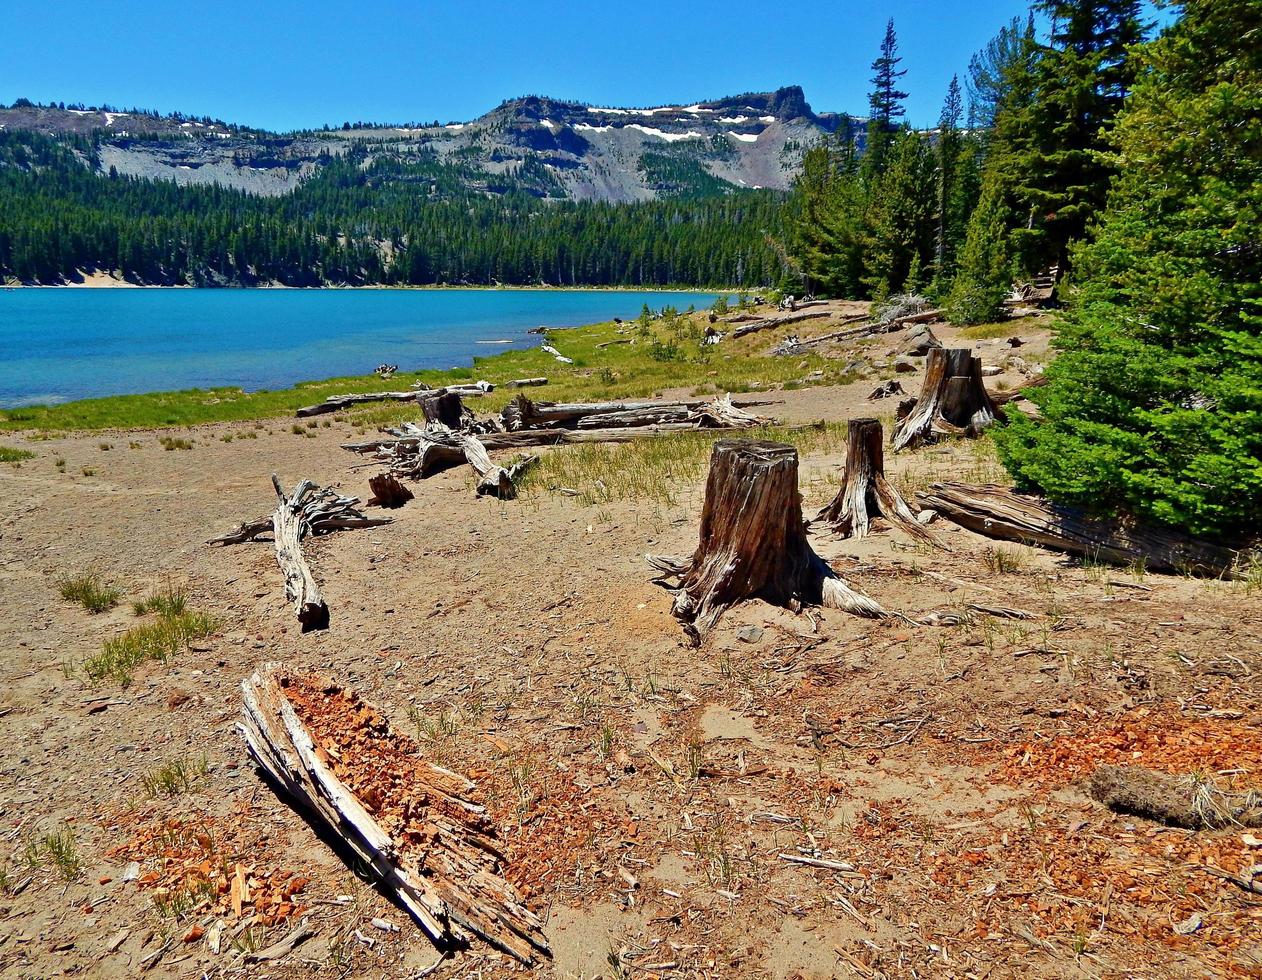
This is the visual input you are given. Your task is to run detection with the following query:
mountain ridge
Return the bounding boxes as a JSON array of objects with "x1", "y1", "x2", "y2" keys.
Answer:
[{"x1": 0, "y1": 86, "x2": 857, "y2": 203}]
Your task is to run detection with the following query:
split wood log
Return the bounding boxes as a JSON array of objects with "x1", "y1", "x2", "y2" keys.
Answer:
[
  {"x1": 238, "y1": 664, "x2": 549, "y2": 964},
  {"x1": 815, "y1": 419, "x2": 942, "y2": 548},
  {"x1": 270, "y1": 476, "x2": 329, "y2": 631},
  {"x1": 916, "y1": 482, "x2": 1240, "y2": 577},
  {"x1": 296, "y1": 391, "x2": 419, "y2": 418},
  {"x1": 729, "y1": 309, "x2": 832, "y2": 340},
  {"x1": 647, "y1": 440, "x2": 887, "y2": 644},
  {"x1": 868, "y1": 379, "x2": 905, "y2": 401},
  {"x1": 890, "y1": 348, "x2": 1005, "y2": 451},
  {"x1": 367, "y1": 472, "x2": 414, "y2": 508}
]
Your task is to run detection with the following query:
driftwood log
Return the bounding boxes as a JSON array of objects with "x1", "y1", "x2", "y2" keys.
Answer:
[
  {"x1": 648, "y1": 440, "x2": 887, "y2": 644},
  {"x1": 917, "y1": 482, "x2": 1240, "y2": 576},
  {"x1": 209, "y1": 476, "x2": 390, "y2": 630},
  {"x1": 815, "y1": 419, "x2": 942, "y2": 547},
  {"x1": 296, "y1": 391, "x2": 420, "y2": 418},
  {"x1": 501, "y1": 393, "x2": 772, "y2": 432},
  {"x1": 729, "y1": 309, "x2": 833, "y2": 340},
  {"x1": 891, "y1": 348, "x2": 1004, "y2": 451},
  {"x1": 238, "y1": 664, "x2": 549, "y2": 963},
  {"x1": 456, "y1": 433, "x2": 538, "y2": 499},
  {"x1": 504, "y1": 377, "x2": 548, "y2": 388}
]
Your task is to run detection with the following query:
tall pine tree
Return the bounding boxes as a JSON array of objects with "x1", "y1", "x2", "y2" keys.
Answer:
[{"x1": 864, "y1": 19, "x2": 910, "y2": 179}]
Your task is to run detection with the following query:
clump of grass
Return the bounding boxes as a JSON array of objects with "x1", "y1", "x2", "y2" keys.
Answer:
[
  {"x1": 80, "y1": 466, "x2": 95, "y2": 477},
  {"x1": 58, "y1": 571, "x2": 121, "y2": 613},
  {"x1": 290, "y1": 424, "x2": 305, "y2": 435},
  {"x1": 141, "y1": 754, "x2": 209, "y2": 797},
  {"x1": 97, "y1": 442, "x2": 112, "y2": 451},
  {"x1": 54, "y1": 457, "x2": 66, "y2": 471},
  {"x1": 82, "y1": 609, "x2": 218, "y2": 686},
  {"x1": 132, "y1": 581, "x2": 188, "y2": 617},
  {"x1": 0, "y1": 446, "x2": 34, "y2": 463},
  {"x1": 983, "y1": 545, "x2": 1031, "y2": 575},
  {"x1": 158, "y1": 436, "x2": 193, "y2": 451},
  {"x1": 24, "y1": 825, "x2": 82, "y2": 881}
]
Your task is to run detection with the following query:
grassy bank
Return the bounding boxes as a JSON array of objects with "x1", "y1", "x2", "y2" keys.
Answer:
[{"x1": 1, "y1": 306, "x2": 860, "y2": 434}]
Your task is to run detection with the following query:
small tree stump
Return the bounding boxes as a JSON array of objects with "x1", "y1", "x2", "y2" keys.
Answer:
[
  {"x1": 367, "y1": 472, "x2": 414, "y2": 508},
  {"x1": 816, "y1": 419, "x2": 942, "y2": 547},
  {"x1": 647, "y1": 440, "x2": 886, "y2": 644},
  {"x1": 419, "y1": 391, "x2": 469, "y2": 429},
  {"x1": 891, "y1": 348, "x2": 1004, "y2": 451}
]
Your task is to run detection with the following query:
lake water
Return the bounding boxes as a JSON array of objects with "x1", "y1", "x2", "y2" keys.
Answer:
[{"x1": 0, "y1": 288, "x2": 718, "y2": 407}]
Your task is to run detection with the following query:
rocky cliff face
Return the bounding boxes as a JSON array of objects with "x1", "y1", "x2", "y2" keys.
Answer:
[{"x1": 0, "y1": 87, "x2": 860, "y2": 201}]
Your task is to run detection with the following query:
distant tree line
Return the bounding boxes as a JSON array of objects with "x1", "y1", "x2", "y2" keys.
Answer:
[{"x1": 0, "y1": 133, "x2": 788, "y2": 287}]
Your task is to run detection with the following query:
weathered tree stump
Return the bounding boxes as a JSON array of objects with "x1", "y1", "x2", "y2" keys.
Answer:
[
  {"x1": 647, "y1": 440, "x2": 886, "y2": 644},
  {"x1": 367, "y1": 472, "x2": 414, "y2": 508},
  {"x1": 420, "y1": 391, "x2": 470, "y2": 429},
  {"x1": 815, "y1": 419, "x2": 942, "y2": 547},
  {"x1": 891, "y1": 348, "x2": 1004, "y2": 451}
]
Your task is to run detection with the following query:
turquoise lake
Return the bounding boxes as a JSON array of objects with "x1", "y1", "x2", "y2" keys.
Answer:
[{"x1": 0, "y1": 288, "x2": 719, "y2": 407}]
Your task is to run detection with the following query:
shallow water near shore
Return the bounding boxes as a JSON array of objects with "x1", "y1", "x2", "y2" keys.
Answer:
[{"x1": 0, "y1": 288, "x2": 718, "y2": 406}]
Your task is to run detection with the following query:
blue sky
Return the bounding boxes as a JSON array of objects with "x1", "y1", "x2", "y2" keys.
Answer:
[{"x1": 1, "y1": 0, "x2": 1137, "y2": 131}]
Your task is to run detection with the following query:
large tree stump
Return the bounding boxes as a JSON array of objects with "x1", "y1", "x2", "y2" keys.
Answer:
[
  {"x1": 367, "y1": 472, "x2": 414, "y2": 508},
  {"x1": 891, "y1": 348, "x2": 1004, "y2": 451},
  {"x1": 420, "y1": 391, "x2": 471, "y2": 429},
  {"x1": 815, "y1": 418, "x2": 942, "y2": 547},
  {"x1": 647, "y1": 440, "x2": 886, "y2": 644}
]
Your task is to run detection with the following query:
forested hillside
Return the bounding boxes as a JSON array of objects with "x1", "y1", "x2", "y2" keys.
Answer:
[{"x1": 0, "y1": 131, "x2": 789, "y2": 287}]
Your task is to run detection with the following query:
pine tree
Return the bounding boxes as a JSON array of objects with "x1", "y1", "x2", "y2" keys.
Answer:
[
  {"x1": 995, "y1": 0, "x2": 1262, "y2": 541},
  {"x1": 860, "y1": 129, "x2": 935, "y2": 299},
  {"x1": 1004, "y1": 0, "x2": 1149, "y2": 277},
  {"x1": 933, "y1": 76, "x2": 964, "y2": 283},
  {"x1": 864, "y1": 19, "x2": 909, "y2": 178}
]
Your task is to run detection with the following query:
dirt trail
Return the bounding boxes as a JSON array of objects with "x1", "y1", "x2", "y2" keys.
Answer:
[{"x1": 1, "y1": 313, "x2": 1259, "y2": 978}]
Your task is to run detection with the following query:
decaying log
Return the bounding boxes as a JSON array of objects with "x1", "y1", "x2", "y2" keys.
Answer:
[
  {"x1": 815, "y1": 419, "x2": 942, "y2": 547},
  {"x1": 270, "y1": 477, "x2": 329, "y2": 631},
  {"x1": 1089, "y1": 765, "x2": 1262, "y2": 829},
  {"x1": 502, "y1": 393, "x2": 773, "y2": 432},
  {"x1": 238, "y1": 664, "x2": 549, "y2": 964},
  {"x1": 296, "y1": 391, "x2": 419, "y2": 418},
  {"x1": 991, "y1": 373, "x2": 1048, "y2": 406},
  {"x1": 917, "y1": 482, "x2": 1240, "y2": 576},
  {"x1": 456, "y1": 433, "x2": 538, "y2": 500},
  {"x1": 891, "y1": 348, "x2": 1005, "y2": 451},
  {"x1": 504, "y1": 377, "x2": 548, "y2": 388},
  {"x1": 367, "y1": 472, "x2": 414, "y2": 508},
  {"x1": 210, "y1": 477, "x2": 390, "y2": 630},
  {"x1": 729, "y1": 309, "x2": 832, "y2": 340},
  {"x1": 209, "y1": 479, "x2": 390, "y2": 545},
  {"x1": 648, "y1": 440, "x2": 887, "y2": 644}
]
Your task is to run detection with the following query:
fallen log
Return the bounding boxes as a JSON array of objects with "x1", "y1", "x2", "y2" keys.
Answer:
[
  {"x1": 271, "y1": 477, "x2": 329, "y2": 631},
  {"x1": 991, "y1": 373, "x2": 1048, "y2": 406},
  {"x1": 730, "y1": 309, "x2": 832, "y2": 340},
  {"x1": 891, "y1": 348, "x2": 1004, "y2": 451},
  {"x1": 916, "y1": 482, "x2": 1240, "y2": 576},
  {"x1": 238, "y1": 664, "x2": 549, "y2": 964},
  {"x1": 815, "y1": 418, "x2": 942, "y2": 548},
  {"x1": 647, "y1": 440, "x2": 887, "y2": 644},
  {"x1": 1089, "y1": 764, "x2": 1262, "y2": 829},
  {"x1": 504, "y1": 377, "x2": 549, "y2": 388},
  {"x1": 502, "y1": 393, "x2": 773, "y2": 432},
  {"x1": 209, "y1": 479, "x2": 390, "y2": 545},
  {"x1": 296, "y1": 391, "x2": 419, "y2": 418},
  {"x1": 456, "y1": 433, "x2": 538, "y2": 500},
  {"x1": 210, "y1": 476, "x2": 391, "y2": 630}
]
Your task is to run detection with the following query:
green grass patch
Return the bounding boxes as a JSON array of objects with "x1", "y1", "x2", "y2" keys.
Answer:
[
  {"x1": 0, "y1": 445, "x2": 34, "y2": 462},
  {"x1": 82, "y1": 608, "x2": 218, "y2": 686},
  {"x1": 518, "y1": 422, "x2": 846, "y2": 507},
  {"x1": 132, "y1": 581, "x2": 188, "y2": 617},
  {"x1": 58, "y1": 571, "x2": 122, "y2": 613},
  {"x1": 141, "y1": 754, "x2": 209, "y2": 797},
  {"x1": 23, "y1": 825, "x2": 82, "y2": 881}
]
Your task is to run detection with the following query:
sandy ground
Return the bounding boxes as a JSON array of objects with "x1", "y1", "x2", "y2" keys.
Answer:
[{"x1": 1, "y1": 312, "x2": 1260, "y2": 979}]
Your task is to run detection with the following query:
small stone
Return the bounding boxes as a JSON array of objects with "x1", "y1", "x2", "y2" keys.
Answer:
[
  {"x1": 894, "y1": 357, "x2": 918, "y2": 373},
  {"x1": 736, "y1": 625, "x2": 764, "y2": 643}
]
